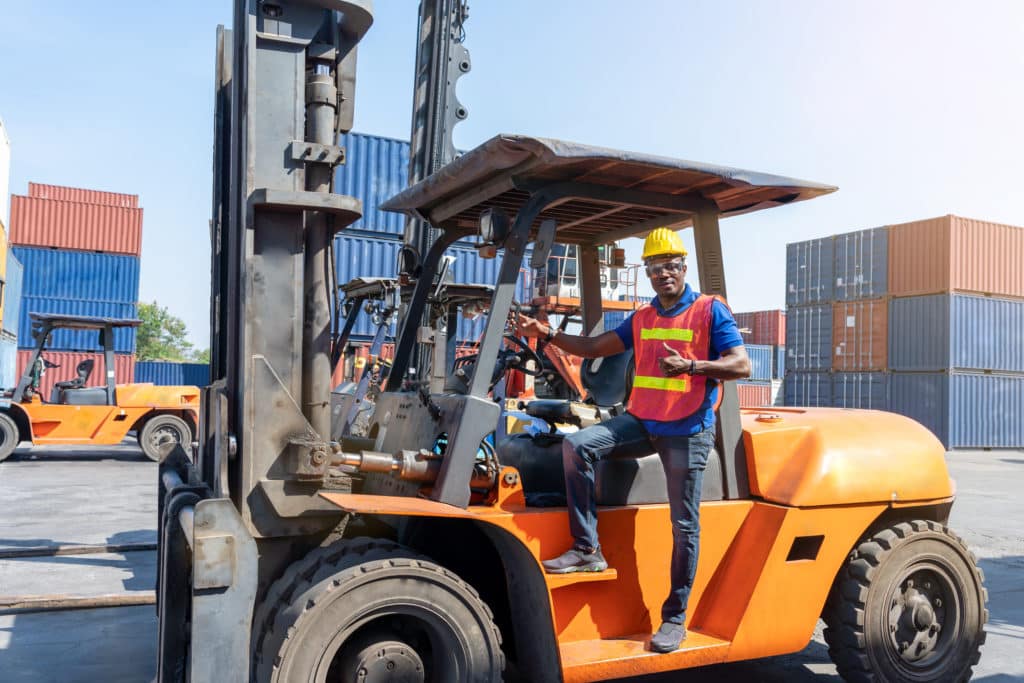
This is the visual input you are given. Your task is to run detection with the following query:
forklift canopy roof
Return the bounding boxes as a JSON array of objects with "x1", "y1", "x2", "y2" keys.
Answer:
[
  {"x1": 29, "y1": 313, "x2": 143, "y2": 330},
  {"x1": 381, "y1": 135, "x2": 836, "y2": 245}
]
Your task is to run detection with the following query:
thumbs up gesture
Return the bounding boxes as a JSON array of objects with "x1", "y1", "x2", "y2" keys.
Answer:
[{"x1": 658, "y1": 342, "x2": 690, "y2": 377}]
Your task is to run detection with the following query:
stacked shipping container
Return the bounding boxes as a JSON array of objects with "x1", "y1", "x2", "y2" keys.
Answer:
[
  {"x1": 784, "y1": 216, "x2": 1024, "y2": 449},
  {"x1": 886, "y1": 216, "x2": 1024, "y2": 449},
  {"x1": 6, "y1": 183, "x2": 142, "y2": 390},
  {"x1": 732, "y1": 309, "x2": 786, "y2": 407}
]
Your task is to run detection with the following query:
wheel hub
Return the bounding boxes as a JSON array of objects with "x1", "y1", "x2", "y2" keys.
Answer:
[
  {"x1": 340, "y1": 639, "x2": 424, "y2": 683},
  {"x1": 889, "y1": 570, "x2": 949, "y2": 664}
]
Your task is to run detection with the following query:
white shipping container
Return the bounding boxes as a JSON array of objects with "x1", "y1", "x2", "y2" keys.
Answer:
[{"x1": 0, "y1": 116, "x2": 10, "y2": 224}]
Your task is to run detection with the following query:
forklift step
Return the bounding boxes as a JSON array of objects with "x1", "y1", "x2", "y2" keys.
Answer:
[
  {"x1": 544, "y1": 568, "x2": 618, "y2": 589},
  {"x1": 558, "y1": 630, "x2": 731, "y2": 681}
]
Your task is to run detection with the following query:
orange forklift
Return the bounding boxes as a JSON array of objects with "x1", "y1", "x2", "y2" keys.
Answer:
[
  {"x1": 154, "y1": 3, "x2": 986, "y2": 682},
  {"x1": 0, "y1": 313, "x2": 199, "y2": 462}
]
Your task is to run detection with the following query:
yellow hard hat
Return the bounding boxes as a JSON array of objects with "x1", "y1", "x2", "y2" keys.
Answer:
[{"x1": 642, "y1": 227, "x2": 688, "y2": 260}]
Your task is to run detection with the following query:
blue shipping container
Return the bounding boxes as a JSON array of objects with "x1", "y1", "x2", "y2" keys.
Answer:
[
  {"x1": 603, "y1": 311, "x2": 627, "y2": 332},
  {"x1": 746, "y1": 344, "x2": 773, "y2": 381},
  {"x1": 786, "y1": 304, "x2": 833, "y2": 371},
  {"x1": 784, "y1": 371, "x2": 832, "y2": 407},
  {"x1": 834, "y1": 227, "x2": 888, "y2": 301},
  {"x1": 786, "y1": 237, "x2": 834, "y2": 306},
  {"x1": 832, "y1": 372, "x2": 888, "y2": 409},
  {"x1": 3, "y1": 252, "x2": 24, "y2": 337},
  {"x1": 12, "y1": 246, "x2": 140, "y2": 303},
  {"x1": 334, "y1": 132, "x2": 410, "y2": 236},
  {"x1": 135, "y1": 361, "x2": 210, "y2": 387},
  {"x1": 890, "y1": 371, "x2": 1024, "y2": 449},
  {"x1": 774, "y1": 345, "x2": 786, "y2": 379},
  {"x1": 0, "y1": 335, "x2": 17, "y2": 389},
  {"x1": 18, "y1": 296, "x2": 137, "y2": 353},
  {"x1": 889, "y1": 293, "x2": 1024, "y2": 373},
  {"x1": 333, "y1": 234, "x2": 530, "y2": 342}
]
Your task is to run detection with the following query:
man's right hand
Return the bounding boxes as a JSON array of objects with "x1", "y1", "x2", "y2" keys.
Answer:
[{"x1": 515, "y1": 314, "x2": 548, "y2": 339}]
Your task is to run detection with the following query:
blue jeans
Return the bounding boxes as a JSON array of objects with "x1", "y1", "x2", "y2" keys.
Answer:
[{"x1": 562, "y1": 412, "x2": 714, "y2": 625}]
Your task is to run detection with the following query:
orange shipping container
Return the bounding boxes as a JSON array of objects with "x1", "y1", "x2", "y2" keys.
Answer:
[
  {"x1": 888, "y1": 215, "x2": 1024, "y2": 299},
  {"x1": 736, "y1": 382, "x2": 772, "y2": 408},
  {"x1": 16, "y1": 350, "x2": 135, "y2": 401},
  {"x1": 832, "y1": 299, "x2": 888, "y2": 371},
  {"x1": 28, "y1": 182, "x2": 138, "y2": 208},
  {"x1": 9, "y1": 195, "x2": 143, "y2": 256}
]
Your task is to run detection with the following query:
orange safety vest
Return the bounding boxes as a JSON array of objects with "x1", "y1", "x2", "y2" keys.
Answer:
[{"x1": 627, "y1": 294, "x2": 719, "y2": 422}]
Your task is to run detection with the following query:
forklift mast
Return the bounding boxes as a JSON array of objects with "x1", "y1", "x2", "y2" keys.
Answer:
[{"x1": 402, "y1": 0, "x2": 471, "y2": 381}]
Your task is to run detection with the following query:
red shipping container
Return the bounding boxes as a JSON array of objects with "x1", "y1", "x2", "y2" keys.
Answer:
[
  {"x1": 736, "y1": 382, "x2": 771, "y2": 408},
  {"x1": 9, "y1": 195, "x2": 143, "y2": 256},
  {"x1": 888, "y1": 215, "x2": 1024, "y2": 299},
  {"x1": 16, "y1": 350, "x2": 135, "y2": 401},
  {"x1": 28, "y1": 182, "x2": 138, "y2": 208},
  {"x1": 733, "y1": 309, "x2": 786, "y2": 345}
]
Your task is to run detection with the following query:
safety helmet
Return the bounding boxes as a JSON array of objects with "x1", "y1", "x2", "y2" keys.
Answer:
[{"x1": 642, "y1": 227, "x2": 688, "y2": 261}]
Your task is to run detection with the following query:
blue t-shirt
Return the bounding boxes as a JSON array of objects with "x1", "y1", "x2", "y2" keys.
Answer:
[{"x1": 613, "y1": 284, "x2": 743, "y2": 436}]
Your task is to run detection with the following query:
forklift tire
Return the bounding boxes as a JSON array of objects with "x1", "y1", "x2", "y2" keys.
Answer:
[
  {"x1": 138, "y1": 414, "x2": 191, "y2": 463},
  {"x1": 0, "y1": 412, "x2": 19, "y2": 462},
  {"x1": 823, "y1": 520, "x2": 988, "y2": 683},
  {"x1": 252, "y1": 537, "x2": 504, "y2": 683}
]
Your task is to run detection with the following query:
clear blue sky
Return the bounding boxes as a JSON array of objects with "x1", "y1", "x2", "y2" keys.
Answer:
[{"x1": 2, "y1": 1, "x2": 1022, "y2": 346}]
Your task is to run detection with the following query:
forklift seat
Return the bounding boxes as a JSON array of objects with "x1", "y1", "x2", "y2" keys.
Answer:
[
  {"x1": 523, "y1": 349, "x2": 634, "y2": 425},
  {"x1": 61, "y1": 387, "x2": 108, "y2": 406},
  {"x1": 51, "y1": 359, "x2": 98, "y2": 404}
]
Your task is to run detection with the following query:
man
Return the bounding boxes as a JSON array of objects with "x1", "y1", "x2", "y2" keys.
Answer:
[{"x1": 515, "y1": 227, "x2": 750, "y2": 653}]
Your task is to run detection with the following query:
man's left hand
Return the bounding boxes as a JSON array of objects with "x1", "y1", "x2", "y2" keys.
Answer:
[{"x1": 659, "y1": 342, "x2": 690, "y2": 377}]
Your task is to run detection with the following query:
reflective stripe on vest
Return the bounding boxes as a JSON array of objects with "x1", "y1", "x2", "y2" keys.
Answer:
[{"x1": 627, "y1": 294, "x2": 717, "y2": 422}]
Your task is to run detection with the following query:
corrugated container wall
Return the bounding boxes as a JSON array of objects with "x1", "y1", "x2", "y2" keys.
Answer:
[
  {"x1": 890, "y1": 372, "x2": 1024, "y2": 449},
  {"x1": 12, "y1": 247, "x2": 140, "y2": 303},
  {"x1": 2, "y1": 252, "x2": 22, "y2": 337},
  {"x1": 834, "y1": 227, "x2": 888, "y2": 301},
  {"x1": 746, "y1": 344, "x2": 773, "y2": 381},
  {"x1": 733, "y1": 309, "x2": 786, "y2": 346},
  {"x1": 833, "y1": 372, "x2": 888, "y2": 409},
  {"x1": 785, "y1": 304, "x2": 832, "y2": 370},
  {"x1": 889, "y1": 294, "x2": 1024, "y2": 373},
  {"x1": 135, "y1": 361, "x2": 210, "y2": 387},
  {"x1": 603, "y1": 311, "x2": 626, "y2": 332},
  {"x1": 784, "y1": 371, "x2": 832, "y2": 407},
  {"x1": 16, "y1": 350, "x2": 135, "y2": 400},
  {"x1": 888, "y1": 215, "x2": 1024, "y2": 299},
  {"x1": 774, "y1": 345, "x2": 786, "y2": 379},
  {"x1": 832, "y1": 299, "x2": 888, "y2": 371},
  {"x1": 736, "y1": 381, "x2": 771, "y2": 408},
  {"x1": 786, "y1": 237, "x2": 834, "y2": 305},
  {"x1": 334, "y1": 133, "x2": 409, "y2": 236},
  {"x1": 19, "y1": 297, "x2": 137, "y2": 353},
  {"x1": 0, "y1": 335, "x2": 16, "y2": 388},
  {"x1": 0, "y1": 116, "x2": 9, "y2": 222},
  {"x1": 28, "y1": 182, "x2": 138, "y2": 208},
  {"x1": 9, "y1": 196, "x2": 143, "y2": 256}
]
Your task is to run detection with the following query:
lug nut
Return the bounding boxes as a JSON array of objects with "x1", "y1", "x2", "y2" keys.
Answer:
[{"x1": 934, "y1": 598, "x2": 942, "y2": 608}]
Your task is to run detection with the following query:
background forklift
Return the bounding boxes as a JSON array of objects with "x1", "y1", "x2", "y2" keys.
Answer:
[
  {"x1": 0, "y1": 313, "x2": 200, "y2": 462},
  {"x1": 155, "y1": 1, "x2": 986, "y2": 682}
]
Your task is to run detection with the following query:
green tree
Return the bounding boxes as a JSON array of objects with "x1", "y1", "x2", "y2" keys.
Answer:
[
  {"x1": 193, "y1": 348, "x2": 211, "y2": 364},
  {"x1": 137, "y1": 301, "x2": 196, "y2": 361}
]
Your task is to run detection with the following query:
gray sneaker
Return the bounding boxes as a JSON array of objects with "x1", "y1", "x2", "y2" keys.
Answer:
[
  {"x1": 650, "y1": 622, "x2": 687, "y2": 652},
  {"x1": 541, "y1": 547, "x2": 609, "y2": 574}
]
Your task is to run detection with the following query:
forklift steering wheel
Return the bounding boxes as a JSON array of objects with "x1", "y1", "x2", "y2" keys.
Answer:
[{"x1": 497, "y1": 335, "x2": 544, "y2": 378}]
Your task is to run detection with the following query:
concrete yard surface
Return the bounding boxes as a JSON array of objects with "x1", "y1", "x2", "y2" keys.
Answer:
[{"x1": 0, "y1": 445, "x2": 1021, "y2": 682}]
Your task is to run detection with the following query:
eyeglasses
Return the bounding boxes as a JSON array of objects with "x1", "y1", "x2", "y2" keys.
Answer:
[{"x1": 645, "y1": 260, "x2": 684, "y2": 277}]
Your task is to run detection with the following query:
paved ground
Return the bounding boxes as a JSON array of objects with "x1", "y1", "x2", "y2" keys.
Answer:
[{"x1": 0, "y1": 443, "x2": 1021, "y2": 682}]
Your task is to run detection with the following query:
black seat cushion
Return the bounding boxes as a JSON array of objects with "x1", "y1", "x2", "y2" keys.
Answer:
[
  {"x1": 523, "y1": 400, "x2": 577, "y2": 425},
  {"x1": 594, "y1": 448, "x2": 724, "y2": 506},
  {"x1": 61, "y1": 387, "x2": 108, "y2": 406}
]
